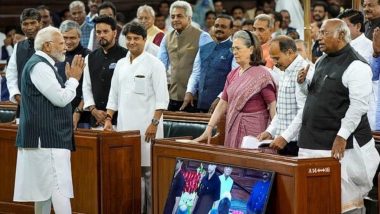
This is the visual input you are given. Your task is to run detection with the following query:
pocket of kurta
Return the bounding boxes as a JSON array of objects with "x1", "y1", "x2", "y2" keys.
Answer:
[{"x1": 134, "y1": 75, "x2": 146, "y2": 94}]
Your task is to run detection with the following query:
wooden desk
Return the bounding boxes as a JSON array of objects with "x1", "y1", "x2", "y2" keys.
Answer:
[
  {"x1": 152, "y1": 139, "x2": 341, "y2": 214},
  {"x1": 0, "y1": 124, "x2": 141, "y2": 214},
  {"x1": 0, "y1": 101, "x2": 17, "y2": 111}
]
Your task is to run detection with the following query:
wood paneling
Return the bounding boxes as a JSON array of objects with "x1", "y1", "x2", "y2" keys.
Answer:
[
  {"x1": 0, "y1": 102, "x2": 17, "y2": 111},
  {"x1": 152, "y1": 139, "x2": 341, "y2": 214},
  {"x1": 0, "y1": 124, "x2": 141, "y2": 214}
]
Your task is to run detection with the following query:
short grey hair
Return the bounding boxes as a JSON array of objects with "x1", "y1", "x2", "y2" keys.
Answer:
[
  {"x1": 59, "y1": 20, "x2": 82, "y2": 37},
  {"x1": 328, "y1": 18, "x2": 351, "y2": 43},
  {"x1": 170, "y1": 1, "x2": 193, "y2": 17},
  {"x1": 34, "y1": 26, "x2": 61, "y2": 51},
  {"x1": 137, "y1": 5, "x2": 155, "y2": 17},
  {"x1": 254, "y1": 14, "x2": 274, "y2": 29},
  {"x1": 69, "y1": 1, "x2": 85, "y2": 11}
]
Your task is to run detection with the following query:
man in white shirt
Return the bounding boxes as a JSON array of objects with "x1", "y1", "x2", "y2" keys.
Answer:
[
  {"x1": 338, "y1": 9, "x2": 377, "y2": 130},
  {"x1": 295, "y1": 19, "x2": 380, "y2": 213},
  {"x1": 258, "y1": 35, "x2": 310, "y2": 156},
  {"x1": 338, "y1": 9, "x2": 373, "y2": 61},
  {"x1": 6, "y1": 8, "x2": 42, "y2": 116},
  {"x1": 104, "y1": 21, "x2": 169, "y2": 214},
  {"x1": 219, "y1": 166, "x2": 233, "y2": 199},
  {"x1": 13, "y1": 26, "x2": 84, "y2": 214}
]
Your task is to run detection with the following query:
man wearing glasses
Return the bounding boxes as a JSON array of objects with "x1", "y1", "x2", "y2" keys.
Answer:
[{"x1": 296, "y1": 19, "x2": 380, "y2": 213}]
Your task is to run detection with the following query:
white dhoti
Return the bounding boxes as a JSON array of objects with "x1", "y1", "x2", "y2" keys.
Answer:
[
  {"x1": 298, "y1": 138, "x2": 380, "y2": 213},
  {"x1": 13, "y1": 146, "x2": 73, "y2": 202}
]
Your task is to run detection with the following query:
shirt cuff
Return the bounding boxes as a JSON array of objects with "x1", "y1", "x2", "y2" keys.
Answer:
[
  {"x1": 9, "y1": 90, "x2": 21, "y2": 104},
  {"x1": 281, "y1": 132, "x2": 291, "y2": 143},
  {"x1": 155, "y1": 102, "x2": 168, "y2": 110},
  {"x1": 106, "y1": 103, "x2": 118, "y2": 111},
  {"x1": 337, "y1": 127, "x2": 351, "y2": 140},
  {"x1": 66, "y1": 78, "x2": 79, "y2": 88},
  {"x1": 9, "y1": 95, "x2": 19, "y2": 103},
  {"x1": 186, "y1": 87, "x2": 196, "y2": 95},
  {"x1": 265, "y1": 125, "x2": 276, "y2": 137},
  {"x1": 83, "y1": 100, "x2": 96, "y2": 110}
]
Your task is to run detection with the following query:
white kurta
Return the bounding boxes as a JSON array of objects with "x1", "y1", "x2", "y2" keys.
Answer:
[
  {"x1": 298, "y1": 139, "x2": 380, "y2": 213},
  {"x1": 287, "y1": 59, "x2": 379, "y2": 213},
  {"x1": 14, "y1": 51, "x2": 77, "y2": 201},
  {"x1": 219, "y1": 175, "x2": 233, "y2": 199},
  {"x1": 14, "y1": 147, "x2": 73, "y2": 201},
  {"x1": 350, "y1": 34, "x2": 377, "y2": 130},
  {"x1": 106, "y1": 51, "x2": 169, "y2": 166}
]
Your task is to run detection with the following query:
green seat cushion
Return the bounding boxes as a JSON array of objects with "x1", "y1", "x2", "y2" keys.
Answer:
[{"x1": 163, "y1": 120, "x2": 217, "y2": 138}]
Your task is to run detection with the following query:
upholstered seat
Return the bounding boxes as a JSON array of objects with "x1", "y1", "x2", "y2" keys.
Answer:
[
  {"x1": 163, "y1": 120, "x2": 216, "y2": 138},
  {"x1": 0, "y1": 109, "x2": 15, "y2": 123}
]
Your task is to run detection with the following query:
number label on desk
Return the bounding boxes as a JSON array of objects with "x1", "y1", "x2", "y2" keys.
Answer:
[{"x1": 308, "y1": 167, "x2": 331, "y2": 175}]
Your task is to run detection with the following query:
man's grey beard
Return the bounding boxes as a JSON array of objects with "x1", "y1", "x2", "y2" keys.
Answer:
[
  {"x1": 51, "y1": 51, "x2": 66, "y2": 62},
  {"x1": 56, "y1": 54, "x2": 66, "y2": 62}
]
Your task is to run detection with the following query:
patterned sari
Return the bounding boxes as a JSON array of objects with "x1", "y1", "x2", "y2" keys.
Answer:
[{"x1": 224, "y1": 66, "x2": 276, "y2": 148}]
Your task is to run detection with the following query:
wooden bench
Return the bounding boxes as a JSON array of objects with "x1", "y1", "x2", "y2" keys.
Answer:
[{"x1": 0, "y1": 124, "x2": 141, "y2": 214}]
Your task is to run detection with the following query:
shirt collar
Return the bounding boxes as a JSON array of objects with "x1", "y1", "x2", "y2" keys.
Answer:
[
  {"x1": 147, "y1": 25, "x2": 162, "y2": 36},
  {"x1": 102, "y1": 43, "x2": 118, "y2": 55},
  {"x1": 217, "y1": 37, "x2": 231, "y2": 44},
  {"x1": 350, "y1": 33, "x2": 365, "y2": 47},
  {"x1": 285, "y1": 54, "x2": 304, "y2": 73},
  {"x1": 327, "y1": 44, "x2": 351, "y2": 57},
  {"x1": 369, "y1": 17, "x2": 380, "y2": 27},
  {"x1": 175, "y1": 24, "x2": 191, "y2": 36},
  {"x1": 35, "y1": 50, "x2": 56, "y2": 66},
  {"x1": 126, "y1": 51, "x2": 145, "y2": 64},
  {"x1": 67, "y1": 43, "x2": 84, "y2": 55}
]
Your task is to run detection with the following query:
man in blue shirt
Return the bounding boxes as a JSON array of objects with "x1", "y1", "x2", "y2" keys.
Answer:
[
  {"x1": 180, "y1": 14, "x2": 236, "y2": 112},
  {"x1": 372, "y1": 27, "x2": 380, "y2": 129}
]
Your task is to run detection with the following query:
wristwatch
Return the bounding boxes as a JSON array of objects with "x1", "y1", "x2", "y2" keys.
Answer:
[
  {"x1": 151, "y1": 118, "x2": 160, "y2": 126},
  {"x1": 74, "y1": 107, "x2": 83, "y2": 113}
]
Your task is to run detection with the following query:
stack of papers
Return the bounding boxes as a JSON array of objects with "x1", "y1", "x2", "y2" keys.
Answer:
[{"x1": 241, "y1": 136, "x2": 272, "y2": 149}]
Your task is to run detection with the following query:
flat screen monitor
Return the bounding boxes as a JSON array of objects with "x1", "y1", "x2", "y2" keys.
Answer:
[{"x1": 163, "y1": 158, "x2": 275, "y2": 214}]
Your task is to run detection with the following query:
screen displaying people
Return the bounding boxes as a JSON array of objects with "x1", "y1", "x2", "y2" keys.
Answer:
[{"x1": 164, "y1": 158, "x2": 274, "y2": 214}]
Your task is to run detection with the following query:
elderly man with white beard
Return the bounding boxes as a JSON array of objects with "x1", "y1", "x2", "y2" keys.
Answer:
[{"x1": 13, "y1": 26, "x2": 85, "y2": 214}]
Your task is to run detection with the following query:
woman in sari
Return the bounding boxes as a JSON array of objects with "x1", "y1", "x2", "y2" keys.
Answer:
[{"x1": 195, "y1": 30, "x2": 277, "y2": 148}]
